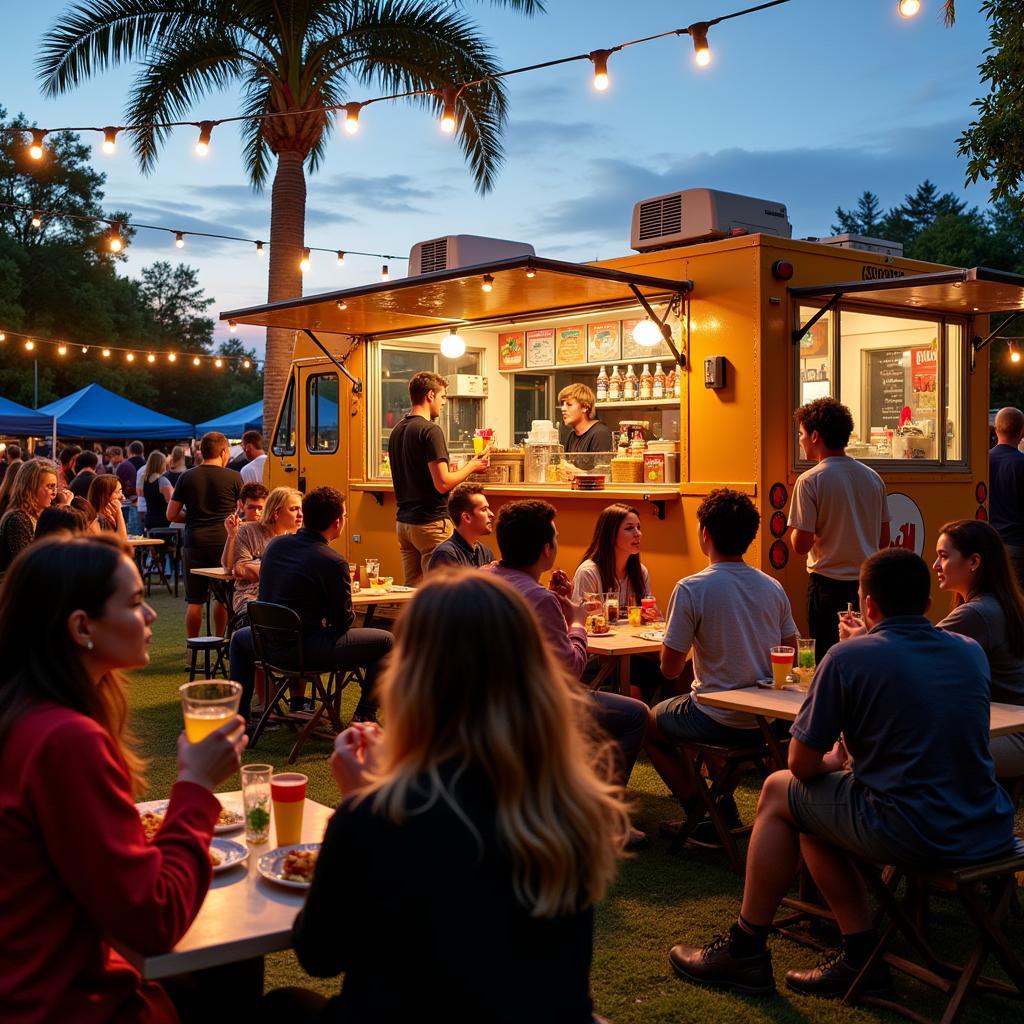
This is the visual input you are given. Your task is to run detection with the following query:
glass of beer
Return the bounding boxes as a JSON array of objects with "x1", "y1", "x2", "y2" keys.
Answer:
[
  {"x1": 769, "y1": 646, "x2": 795, "y2": 689},
  {"x1": 627, "y1": 605, "x2": 642, "y2": 627},
  {"x1": 179, "y1": 680, "x2": 242, "y2": 743},
  {"x1": 271, "y1": 772, "x2": 308, "y2": 847}
]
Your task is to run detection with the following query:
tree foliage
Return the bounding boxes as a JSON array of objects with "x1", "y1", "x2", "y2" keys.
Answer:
[{"x1": 0, "y1": 110, "x2": 261, "y2": 429}]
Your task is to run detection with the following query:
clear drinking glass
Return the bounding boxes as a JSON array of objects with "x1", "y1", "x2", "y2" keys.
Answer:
[
  {"x1": 770, "y1": 646, "x2": 795, "y2": 689},
  {"x1": 241, "y1": 763, "x2": 273, "y2": 844},
  {"x1": 604, "y1": 591, "x2": 620, "y2": 623},
  {"x1": 179, "y1": 681, "x2": 241, "y2": 743},
  {"x1": 794, "y1": 638, "x2": 816, "y2": 691}
]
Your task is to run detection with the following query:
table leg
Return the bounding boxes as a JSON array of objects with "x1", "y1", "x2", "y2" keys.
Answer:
[
  {"x1": 361, "y1": 602, "x2": 378, "y2": 628},
  {"x1": 588, "y1": 657, "x2": 617, "y2": 692},
  {"x1": 754, "y1": 713, "x2": 788, "y2": 770}
]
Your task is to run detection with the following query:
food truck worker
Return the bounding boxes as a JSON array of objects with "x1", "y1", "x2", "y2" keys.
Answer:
[
  {"x1": 560, "y1": 384, "x2": 613, "y2": 453},
  {"x1": 788, "y1": 398, "x2": 890, "y2": 662},
  {"x1": 388, "y1": 371, "x2": 490, "y2": 586}
]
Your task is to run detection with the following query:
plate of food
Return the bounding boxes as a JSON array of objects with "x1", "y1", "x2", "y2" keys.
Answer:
[
  {"x1": 257, "y1": 843, "x2": 321, "y2": 889},
  {"x1": 214, "y1": 801, "x2": 244, "y2": 834},
  {"x1": 636, "y1": 629, "x2": 665, "y2": 643},
  {"x1": 136, "y1": 800, "x2": 169, "y2": 840},
  {"x1": 386, "y1": 584, "x2": 416, "y2": 593},
  {"x1": 210, "y1": 837, "x2": 248, "y2": 873}
]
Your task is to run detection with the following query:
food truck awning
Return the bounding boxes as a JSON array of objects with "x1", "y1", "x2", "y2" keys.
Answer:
[
  {"x1": 790, "y1": 267, "x2": 1024, "y2": 316},
  {"x1": 221, "y1": 255, "x2": 693, "y2": 339}
]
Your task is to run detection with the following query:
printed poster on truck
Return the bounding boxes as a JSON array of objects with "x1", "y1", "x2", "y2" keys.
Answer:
[
  {"x1": 525, "y1": 328, "x2": 555, "y2": 368},
  {"x1": 498, "y1": 331, "x2": 525, "y2": 371},
  {"x1": 555, "y1": 325, "x2": 586, "y2": 364},
  {"x1": 587, "y1": 321, "x2": 620, "y2": 363}
]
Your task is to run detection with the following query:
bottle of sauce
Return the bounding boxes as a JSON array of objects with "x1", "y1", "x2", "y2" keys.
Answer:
[
  {"x1": 638, "y1": 364, "x2": 653, "y2": 400},
  {"x1": 623, "y1": 365, "x2": 637, "y2": 401},
  {"x1": 608, "y1": 365, "x2": 622, "y2": 401},
  {"x1": 666, "y1": 366, "x2": 676, "y2": 399},
  {"x1": 653, "y1": 362, "x2": 665, "y2": 399},
  {"x1": 596, "y1": 366, "x2": 609, "y2": 402}
]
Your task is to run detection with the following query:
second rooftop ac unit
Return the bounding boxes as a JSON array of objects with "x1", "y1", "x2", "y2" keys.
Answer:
[{"x1": 409, "y1": 234, "x2": 535, "y2": 276}]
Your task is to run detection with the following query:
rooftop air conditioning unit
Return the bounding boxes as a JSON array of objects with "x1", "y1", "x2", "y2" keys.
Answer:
[
  {"x1": 408, "y1": 234, "x2": 535, "y2": 276},
  {"x1": 630, "y1": 188, "x2": 792, "y2": 251},
  {"x1": 812, "y1": 234, "x2": 904, "y2": 258}
]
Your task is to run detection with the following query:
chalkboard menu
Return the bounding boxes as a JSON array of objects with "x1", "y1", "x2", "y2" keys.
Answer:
[{"x1": 866, "y1": 348, "x2": 909, "y2": 429}]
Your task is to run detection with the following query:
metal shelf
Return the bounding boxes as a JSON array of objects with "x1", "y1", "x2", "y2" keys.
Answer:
[{"x1": 597, "y1": 398, "x2": 679, "y2": 408}]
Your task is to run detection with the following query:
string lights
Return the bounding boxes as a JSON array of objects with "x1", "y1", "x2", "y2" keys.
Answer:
[
  {"x1": 898, "y1": 0, "x2": 921, "y2": 16},
  {"x1": 7, "y1": 2, "x2": 793, "y2": 157},
  {"x1": 0, "y1": 325, "x2": 259, "y2": 370}
]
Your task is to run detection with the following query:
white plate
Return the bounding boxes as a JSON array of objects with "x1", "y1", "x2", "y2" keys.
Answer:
[
  {"x1": 257, "y1": 843, "x2": 321, "y2": 890},
  {"x1": 586, "y1": 626, "x2": 617, "y2": 638},
  {"x1": 386, "y1": 584, "x2": 416, "y2": 593},
  {"x1": 214, "y1": 800, "x2": 245, "y2": 834},
  {"x1": 137, "y1": 799, "x2": 244, "y2": 835},
  {"x1": 210, "y1": 837, "x2": 248, "y2": 873},
  {"x1": 636, "y1": 629, "x2": 665, "y2": 642}
]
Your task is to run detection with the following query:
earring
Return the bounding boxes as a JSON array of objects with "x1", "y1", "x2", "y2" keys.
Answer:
[{"x1": 86, "y1": 640, "x2": 94, "y2": 651}]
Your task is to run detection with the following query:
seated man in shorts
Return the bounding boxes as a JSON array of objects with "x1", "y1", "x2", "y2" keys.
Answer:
[
  {"x1": 669, "y1": 548, "x2": 1016, "y2": 998},
  {"x1": 645, "y1": 489, "x2": 797, "y2": 840}
]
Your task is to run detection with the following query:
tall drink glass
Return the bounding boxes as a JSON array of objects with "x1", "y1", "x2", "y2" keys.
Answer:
[
  {"x1": 604, "y1": 591, "x2": 620, "y2": 623},
  {"x1": 271, "y1": 772, "x2": 307, "y2": 847},
  {"x1": 794, "y1": 638, "x2": 816, "y2": 691},
  {"x1": 769, "y1": 646, "x2": 794, "y2": 689},
  {"x1": 179, "y1": 681, "x2": 241, "y2": 743},
  {"x1": 241, "y1": 764, "x2": 272, "y2": 844}
]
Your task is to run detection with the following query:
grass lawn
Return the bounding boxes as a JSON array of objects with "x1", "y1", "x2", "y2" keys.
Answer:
[{"x1": 135, "y1": 589, "x2": 1021, "y2": 1023}]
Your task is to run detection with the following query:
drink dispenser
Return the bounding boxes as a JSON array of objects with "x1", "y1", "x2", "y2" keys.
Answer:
[{"x1": 524, "y1": 420, "x2": 563, "y2": 483}]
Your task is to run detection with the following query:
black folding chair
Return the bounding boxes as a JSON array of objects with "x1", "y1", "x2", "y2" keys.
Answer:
[{"x1": 247, "y1": 601, "x2": 343, "y2": 764}]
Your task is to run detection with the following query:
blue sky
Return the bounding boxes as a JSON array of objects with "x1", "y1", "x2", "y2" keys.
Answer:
[{"x1": 4, "y1": 1, "x2": 994, "y2": 357}]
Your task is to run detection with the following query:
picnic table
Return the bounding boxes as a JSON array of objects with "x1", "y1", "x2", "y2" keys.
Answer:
[
  {"x1": 119, "y1": 792, "x2": 334, "y2": 981},
  {"x1": 586, "y1": 626, "x2": 663, "y2": 693}
]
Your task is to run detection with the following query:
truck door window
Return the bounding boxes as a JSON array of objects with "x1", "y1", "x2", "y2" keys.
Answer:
[
  {"x1": 306, "y1": 373, "x2": 340, "y2": 454},
  {"x1": 272, "y1": 376, "x2": 296, "y2": 456}
]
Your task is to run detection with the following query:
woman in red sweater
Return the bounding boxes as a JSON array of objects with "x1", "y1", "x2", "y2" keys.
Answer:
[{"x1": 0, "y1": 535, "x2": 247, "y2": 1023}]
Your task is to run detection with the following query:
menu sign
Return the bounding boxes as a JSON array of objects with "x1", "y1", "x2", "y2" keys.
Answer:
[
  {"x1": 867, "y1": 348, "x2": 909, "y2": 430},
  {"x1": 498, "y1": 332, "x2": 525, "y2": 371},
  {"x1": 587, "y1": 321, "x2": 620, "y2": 362},
  {"x1": 525, "y1": 328, "x2": 555, "y2": 367},
  {"x1": 622, "y1": 317, "x2": 674, "y2": 359},
  {"x1": 555, "y1": 325, "x2": 586, "y2": 364}
]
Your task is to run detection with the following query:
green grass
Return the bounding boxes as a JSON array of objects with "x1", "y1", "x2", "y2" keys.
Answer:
[{"x1": 136, "y1": 590, "x2": 1022, "y2": 1023}]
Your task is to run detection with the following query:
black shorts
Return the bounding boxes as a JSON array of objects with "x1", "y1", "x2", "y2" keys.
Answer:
[{"x1": 183, "y1": 545, "x2": 225, "y2": 605}]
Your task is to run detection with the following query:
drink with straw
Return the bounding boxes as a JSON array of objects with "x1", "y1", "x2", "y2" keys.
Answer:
[
  {"x1": 770, "y1": 646, "x2": 795, "y2": 689},
  {"x1": 179, "y1": 681, "x2": 242, "y2": 743},
  {"x1": 271, "y1": 772, "x2": 307, "y2": 847}
]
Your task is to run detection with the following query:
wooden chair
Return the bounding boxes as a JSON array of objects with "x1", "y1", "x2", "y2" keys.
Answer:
[
  {"x1": 247, "y1": 601, "x2": 343, "y2": 764},
  {"x1": 843, "y1": 839, "x2": 1024, "y2": 1024}
]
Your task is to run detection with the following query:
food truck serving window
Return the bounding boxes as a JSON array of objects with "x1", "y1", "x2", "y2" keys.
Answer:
[
  {"x1": 272, "y1": 376, "x2": 296, "y2": 457},
  {"x1": 306, "y1": 373, "x2": 340, "y2": 454},
  {"x1": 795, "y1": 304, "x2": 966, "y2": 467}
]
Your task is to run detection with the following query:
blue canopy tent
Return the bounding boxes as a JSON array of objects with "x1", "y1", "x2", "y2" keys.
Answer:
[
  {"x1": 195, "y1": 400, "x2": 263, "y2": 439},
  {"x1": 0, "y1": 395, "x2": 56, "y2": 439},
  {"x1": 38, "y1": 383, "x2": 193, "y2": 440}
]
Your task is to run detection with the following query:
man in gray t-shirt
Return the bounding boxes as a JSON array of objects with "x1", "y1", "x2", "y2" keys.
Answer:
[{"x1": 645, "y1": 490, "x2": 797, "y2": 817}]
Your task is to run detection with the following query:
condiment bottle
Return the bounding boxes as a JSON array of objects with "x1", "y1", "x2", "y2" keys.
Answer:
[
  {"x1": 638, "y1": 364, "x2": 653, "y2": 400},
  {"x1": 666, "y1": 366, "x2": 676, "y2": 398},
  {"x1": 596, "y1": 366, "x2": 609, "y2": 402},
  {"x1": 623, "y1": 365, "x2": 637, "y2": 401},
  {"x1": 608, "y1": 365, "x2": 622, "y2": 401},
  {"x1": 653, "y1": 362, "x2": 665, "y2": 398}
]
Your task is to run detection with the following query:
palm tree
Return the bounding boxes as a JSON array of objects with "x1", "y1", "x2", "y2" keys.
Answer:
[{"x1": 37, "y1": 0, "x2": 543, "y2": 426}]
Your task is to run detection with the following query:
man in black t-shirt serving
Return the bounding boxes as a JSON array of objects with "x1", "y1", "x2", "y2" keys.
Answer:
[
  {"x1": 559, "y1": 383, "x2": 613, "y2": 454},
  {"x1": 387, "y1": 371, "x2": 490, "y2": 585},
  {"x1": 167, "y1": 431, "x2": 243, "y2": 639}
]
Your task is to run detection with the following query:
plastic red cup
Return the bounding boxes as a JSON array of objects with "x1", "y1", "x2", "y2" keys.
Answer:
[{"x1": 271, "y1": 772, "x2": 307, "y2": 847}]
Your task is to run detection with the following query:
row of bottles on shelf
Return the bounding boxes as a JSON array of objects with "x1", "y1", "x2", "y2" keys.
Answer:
[{"x1": 596, "y1": 363, "x2": 678, "y2": 403}]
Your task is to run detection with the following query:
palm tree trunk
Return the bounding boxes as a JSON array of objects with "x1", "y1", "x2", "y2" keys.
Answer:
[{"x1": 264, "y1": 150, "x2": 306, "y2": 433}]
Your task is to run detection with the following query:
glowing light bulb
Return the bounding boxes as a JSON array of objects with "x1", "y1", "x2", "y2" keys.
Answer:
[
  {"x1": 441, "y1": 329, "x2": 466, "y2": 359},
  {"x1": 242, "y1": 358, "x2": 251, "y2": 369},
  {"x1": 590, "y1": 50, "x2": 611, "y2": 91},
  {"x1": 300, "y1": 247, "x2": 311, "y2": 272},
  {"x1": 57, "y1": 343, "x2": 67, "y2": 356},
  {"x1": 690, "y1": 23, "x2": 711, "y2": 67},
  {"x1": 481, "y1": 274, "x2": 494, "y2": 293},
  {"x1": 108, "y1": 223, "x2": 123, "y2": 252},
  {"x1": 1011, "y1": 341, "x2": 1022, "y2": 364},
  {"x1": 192, "y1": 356, "x2": 201, "y2": 367},
  {"x1": 336, "y1": 300, "x2": 348, "y2": 311},
  {"x1": 147, "y1": 352, "x2": 156, "y2": 363},
  {"x1": 102, "y1": 127, "x2": 118, "y2": 154},
  {"x1": 381, "y1": 264, "x2": 390, "y2": 281},
  {"x1": 343, "y1": 102, "x2": 362, "y2": 135},
  {"x1": 81, "y1": 346, "x2": 88, "y2": 353},
  {"x1": 336, "y1": 250, "x2": 345, "y2": 266},
  {"x1": 439, "y1": 87, "x2": 458, "y2": 134},
  {"x1": 126, "y1": 352, "x2": 135, "y2": 362},
  {"x1": 102, "y1": 348, "x2": 111, "y2": 358},
  {"x1": 228, "y1": 320, "x2": 238, "y2": 333},
  {"x1": 168, "y1": 352, "x2": 177, "y2": 363},
  {"x1": 28, "y1": 129, "x2": 45, "y2": 160},
  {"x1": 195, "y1": 120, "x2": 213, "y2": 156},
  {"x1": 898, "y1": 0, "x2": 921, "y2": 16},
  {"x1": 24, "y1": 340, "x2": 35, "y2": 351},
  {"x1": 0, "y1": 332, "x2": 5, "y2": 341},
  {"x1": 525, "y1": 268, "x2": 536, "y2": 279},
  {"x1": 214, "y1": 357, "x2": 223, "y2": 368},
  {"x1": 175, "y1": 231, "x2": 185, "y2": 249},
  {"x1": 255, "y1": 240, "x2": 265, "y2": 257},
  {"x1": 633, "y1": 318, "x2": 662, "y2": 347},
  {"x1": 31, "y1": 212, "x2": 42, "y2": 228}
]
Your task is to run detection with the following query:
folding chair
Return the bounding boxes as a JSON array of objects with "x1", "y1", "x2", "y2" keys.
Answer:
[
  {"x1": 146, "y1": 527, "x2": 182, "y2": 597},
  {"x1": 843, "y1": 839, "x2": 1024, "y2": 1024},
  {"x1": 247, "y1": 601, "x2": 343, "y2": 764}
]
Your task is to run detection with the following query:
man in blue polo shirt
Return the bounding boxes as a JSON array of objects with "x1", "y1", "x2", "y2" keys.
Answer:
[
  {"x1": 669, "y1": 547, "x2": 1015, "y2": 999},
  {"x1": 427, "y1": 483, "x2": 495, "y2": 571}
]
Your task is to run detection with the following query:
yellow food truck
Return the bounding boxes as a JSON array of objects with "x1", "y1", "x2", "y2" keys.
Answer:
[{"x1": 222, "y1": 188, "x2": 1015, "y2": 630}]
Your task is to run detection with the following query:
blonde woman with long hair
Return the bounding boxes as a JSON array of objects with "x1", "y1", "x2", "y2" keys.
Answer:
[
  {"x1": 273, "y1": 571, "x2": 629, "y2": 1023},
  {"x1": 0, "y1": 460, "x2": 69, "y2": 572}
]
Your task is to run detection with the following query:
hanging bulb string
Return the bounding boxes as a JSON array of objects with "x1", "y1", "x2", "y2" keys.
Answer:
[
  {"x1": 0, "y1": 325, "x2": 261, "y2": 367},
  {"x1": 0, "y1": 200, "x2": 406, "y2": 261},
  {"x1": 4, "y1": 1, "x2": 793, "y2": 145}
]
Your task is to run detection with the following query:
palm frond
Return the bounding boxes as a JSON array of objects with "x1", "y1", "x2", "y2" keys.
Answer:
[
  {"x1": 238, "y1": 79, "x2": 274, "y2": 190},
  {"x1": 944, "y1": 1, "x2": 956, "y2": 27}
]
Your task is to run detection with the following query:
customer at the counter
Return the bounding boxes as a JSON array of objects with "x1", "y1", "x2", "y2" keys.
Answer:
[
  {"x1": 789, "y1": 397, "x2": 889, "y2": 661},
  {"x1": 388, "y1": 371, "x2": 490, "y2": 586},
  {"x1": 560, "y1": 384, "x2": 613, "y2": 454},
  {"x1": 427, "y1": 483, "x2": 495, "y2": 571},
  {"x1": 988, "y1": 406, "x2": 1024, "y2": 588}
]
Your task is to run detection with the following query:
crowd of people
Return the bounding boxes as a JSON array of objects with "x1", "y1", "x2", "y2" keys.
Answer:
[{"x1": 0, "y1": 388, "x2": 1021, "y2": 1021}]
